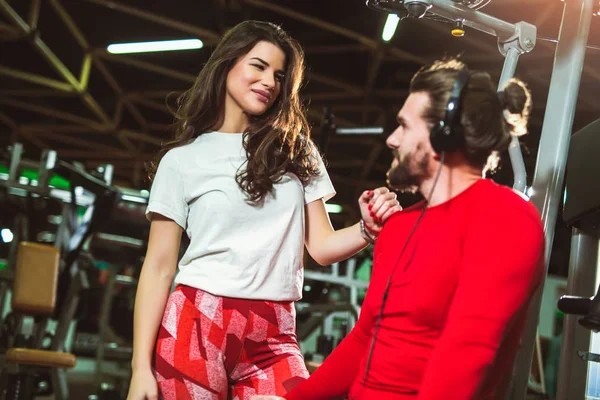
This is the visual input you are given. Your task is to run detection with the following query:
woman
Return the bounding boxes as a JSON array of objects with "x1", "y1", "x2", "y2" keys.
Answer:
[{"x1": 127, "y1": 20, "x2": 399, "y2": 400}]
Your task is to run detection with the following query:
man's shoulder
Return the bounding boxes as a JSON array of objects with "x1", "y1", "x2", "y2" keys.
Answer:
[{"x1": 472, "y1": 179, "x2": 543, "y2": 232}]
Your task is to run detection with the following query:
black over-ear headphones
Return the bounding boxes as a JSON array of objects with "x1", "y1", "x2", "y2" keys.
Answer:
[{"x1": 429, "y1": 67, "x2": 470, "y2": 153}]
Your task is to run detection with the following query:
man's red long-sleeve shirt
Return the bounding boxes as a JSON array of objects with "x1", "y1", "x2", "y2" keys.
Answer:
[{"x1": 286, "y1": 179, "x2": 545, "y2": 399}]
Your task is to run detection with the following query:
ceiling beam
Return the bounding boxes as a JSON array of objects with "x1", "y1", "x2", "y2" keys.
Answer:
[
  {"x1": 82, "y1": 0, "x2": 222, "y2": 45},
  {"x1": 56, "y1": 150, "x2": 154, "y2": 160},
  {"x1": 131, "y1": 90, "x2": 177, "y2": 99},
  {"x1": 0, "y1": 89, "x2": 79, "y2": 98},
  {"x1": 18, "y1": 130, "x2": 49, "y2": 149},
  {"x1": 128, "y1": 96, "x2": 172, "y2": 115},
  {"x1": 95, "y1": 50, "x2": 197, "y2": 83},
  {"x1": 0, "y1": 21, "x2": 14, "y2": 32},
  {"x1": 30, "y1": 130, "x2": 130, "y2": 153},
  {"x1": 121, "y1": 130, "x2": 162, "y2": 146},
  {"x1": 305, "y1": 44, "x2": 371, "y2": 55},
  {"x1": 0, "y1": 2, "x2": 111, "y2": 123},
  {"x1": 327, "y1": 160, "x2": 365, "y2": 169},
  {"x1": 306, "y1": 89, "x2": 408, "y2": 102},
  {"x1": 27, "y1": 0, "x2": 41, "y2": 31},
  {"x1": 331, "y1": 104, "x2": 385, "y2": 113},
  {"x1": 214, "y1": 0, "x2": 226, "y2": 27},
  {"x1": 0, "y1": 112, "x2": 17, "y2": 130},
  {"x1": 93, "y1": 57, "x2": 149, "y2": 130},
  {"x1": 97, "y1": 50, "x2": 363, "y2": 103},
  {"x1": 0, "y1": 97, "x2": 162, "y2": 146},
  {"x1": 363, "y1": 43, "x2": 386, "y2": 123},
  {"x1": 0, "y1": 65, "x2": 75, "y2": 92},
  {"x1": 308, "y1": 72, "x2": 363, "y2": 95},
  {"x1": 49, "y1": 0, "x2": 149, "y2": 136},
  {"x1": 1, "y1": 1, "x2": 138, "y2": 155},
  {"x1": 0, "y1": 97, "x2": 103, "y2": 127},
  {"x1": 22, "y1": 123, "x2": 113, "y2": 134},
  {"x1": 0, "y1": 112, "x2": 49, "y2": 149},
  {"x1": 85, "y1": 160, "x2": 142, "y2": 168},
  {"x1": 146, "y1": 123, "x2": 171, "y2": 132},
  {"x1": 306, "y1": 92, "x2": 364, "y2": 101},
  {"x1": 365, "y1": 47, "x2": 386, "y2": 97},
  {"x1": 242, "y1": 0, "x2": 427, "y2": 65}
]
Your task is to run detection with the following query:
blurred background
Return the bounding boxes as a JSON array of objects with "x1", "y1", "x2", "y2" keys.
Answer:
[{"x1": 0, "y1": 0, "x2": 599, "y2": 398}]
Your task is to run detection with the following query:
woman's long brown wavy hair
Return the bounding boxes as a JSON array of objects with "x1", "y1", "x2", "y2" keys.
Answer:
[{"x1": 147, "y1": 20, "x2": 320, "y2": 203}]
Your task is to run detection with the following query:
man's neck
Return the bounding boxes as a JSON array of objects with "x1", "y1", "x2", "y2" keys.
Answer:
[{"x1": 420, "y1": 163, "x2": 483, "y2": 207}]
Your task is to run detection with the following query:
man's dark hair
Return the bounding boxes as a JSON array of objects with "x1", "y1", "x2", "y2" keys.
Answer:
[{"x1": 410, "y1": 57, "x2": 532, "y2": 172}]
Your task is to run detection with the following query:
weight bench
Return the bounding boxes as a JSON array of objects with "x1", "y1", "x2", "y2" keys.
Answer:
[{"x1": 0, "y1": 242, "x2": 76, "y2": 400}]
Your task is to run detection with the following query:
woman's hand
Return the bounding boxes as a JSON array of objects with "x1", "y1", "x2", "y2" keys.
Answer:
[
  {"x1": 358, "y1": 187, "x2": 401, "y2": 236},
  {"x1": 127, "y1": 368, "x2": 158, "y2": 400},
  {"x1": 250, "y1": 397, "x2": 285, "y2": 400}
]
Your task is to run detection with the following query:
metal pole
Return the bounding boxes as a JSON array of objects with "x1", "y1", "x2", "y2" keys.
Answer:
[
  {"x1": 8, "y1": 142, "x2": 23, "y2": 182},
  {"x1": 498, "y1": 47, "x2": 519, "y2": 88},
  {"x1": 38, "y1": 149, "x2": 57, "y2": 189},
  {"x1": 497, "y1": 46, "x2": 527, "y2": 193},
  {"x1": 556, "y1": 229, "x2": 598, "y2": 400},
  {"x1": 509, "y1": 0, "x2": 594, "y2": 398},
  {"x1": 430, "y1": 0, "x2": 515, "y2": 39},
  {"x1": 426, "y1": 2, "x2": 533, "y2": 194}
]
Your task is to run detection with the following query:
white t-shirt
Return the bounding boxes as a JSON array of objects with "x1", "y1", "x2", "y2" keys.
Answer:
[{"x1": 145, "y1": 131, "x2": 336, "y2": 301}]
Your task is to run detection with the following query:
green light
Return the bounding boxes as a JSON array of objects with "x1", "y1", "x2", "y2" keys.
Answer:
[
  {"x1": 0, "y1": 166, "x2": 70, "y2": 190},
  {"x1": 325, "y1": 203, "x2": 343, "y2": 214},
  {"x1": 107, "y1": 39, "x2": 203, "y2": 54}
]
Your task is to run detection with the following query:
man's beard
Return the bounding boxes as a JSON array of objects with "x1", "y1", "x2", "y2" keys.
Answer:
[{"x1": 386, "y1": 150, "x2": 429, "y2": 194}]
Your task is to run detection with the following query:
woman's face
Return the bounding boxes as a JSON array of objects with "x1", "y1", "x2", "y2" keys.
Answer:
[{"x1": 225, "y1": 40, "x2": 287, "y2": 116}]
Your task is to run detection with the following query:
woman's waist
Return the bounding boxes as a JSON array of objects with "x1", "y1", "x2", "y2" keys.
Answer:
[
  {"x1": 180, "y1": 244, "x2": 303, "y2": 267},
  {"x1": 173, "y1": 265, "x2": 303, "y2": 302}
]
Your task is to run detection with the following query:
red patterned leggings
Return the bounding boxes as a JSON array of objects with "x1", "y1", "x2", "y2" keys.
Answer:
[{"x1": 153, "y1": 285, "x2": 309, "y2": 400}]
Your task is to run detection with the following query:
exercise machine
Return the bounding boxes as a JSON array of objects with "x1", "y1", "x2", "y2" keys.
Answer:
[
  {"x1": 298, "y1": 256, "x2": 369, "y2": 363},
  {"x1": 0, "y1": 242, "x2": 76, "y2": 400},
  {"x1": 0, "y1": 143, "x2": 122, "y2": 398},
  {"x1": 365, "y1": 1, "x2": 595, "y2": 397},
  {"x1": 555, "y1": 117, "x2": 600, "y2": 399}
]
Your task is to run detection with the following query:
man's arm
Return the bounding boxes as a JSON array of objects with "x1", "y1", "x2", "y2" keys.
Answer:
[
  {"x1": 284, "y1": 291, "x2": 376, "y2": 400},
  {"x1": 417, "y1": 205, "x2": 545, "y2": 399}
]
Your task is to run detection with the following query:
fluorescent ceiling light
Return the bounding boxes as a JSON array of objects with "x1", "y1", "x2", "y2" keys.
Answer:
[
  {"x1": 326, "y1": 204, "x2": 343, "y2": 214},
  {"x1": 107, "y1": 39, "x2": 203, "y2": 54},
  {"x1": 121, "y1": 194, "x2": 148, "y2": 204},
  {"x1": 382, "y1": 14, "x2": 400, "y2": 42},
  {"x1": 336, "y1": 127, "x2": 384, "y2": 135}
]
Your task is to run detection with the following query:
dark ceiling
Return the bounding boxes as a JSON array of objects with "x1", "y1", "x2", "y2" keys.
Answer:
[{"x1": 1, "y1": 0, "x2": 599, "y2": 276}]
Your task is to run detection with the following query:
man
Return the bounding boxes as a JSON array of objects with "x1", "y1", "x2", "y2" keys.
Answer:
[{"x1": 254, "y1": 57, "x2": 545, "y2": 399}]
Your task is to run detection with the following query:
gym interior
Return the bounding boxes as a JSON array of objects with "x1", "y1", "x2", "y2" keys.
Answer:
[{"x1": 0, "y1": 0, "x2": 599, "y2": 399}]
